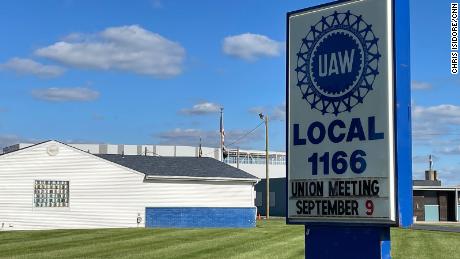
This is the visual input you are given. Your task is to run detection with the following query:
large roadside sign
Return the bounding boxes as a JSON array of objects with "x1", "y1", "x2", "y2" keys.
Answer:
[{"x1": 287, "y1": 0, "x2": 397, "y2": 224}]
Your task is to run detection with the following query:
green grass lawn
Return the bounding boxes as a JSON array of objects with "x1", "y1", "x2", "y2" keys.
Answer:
[{"x1": 0, "y1": 220, "x2": 459, "y2": 259}]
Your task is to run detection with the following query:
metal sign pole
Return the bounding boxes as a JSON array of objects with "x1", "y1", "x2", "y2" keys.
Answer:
[
  {"x1": 393, "y1": 0, "x2": 413, "y2": 229},
  {"x1": 305, "y1": 226, "x2": 390, "y2": 258}
]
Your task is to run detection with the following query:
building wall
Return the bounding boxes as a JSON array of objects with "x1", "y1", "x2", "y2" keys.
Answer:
[
  {"x1": 413, "y1": 195, "x2": 425, "y2": 221},
  {"x1": 175, "y1": 146, "x2": 196, "y2": 157},
  {"x1": 419, "y1": 191, "x2": 439, "y2": 205},
  {"x1": 121, "y1": 145, "x2": 138, "y2": 155},
  {"x1": 71, "y1": 144, "x2": 100, "y2": 154},
  {"x1": 230, "y1": 164, "x2": 286, "y2": 179},
  {"x1": 0, "y1": 142, "x2": 256, "y2": 231},
  {"x1": 458, "y1": 205, "x2": 460, "y2": 221},
  {"x1": 412, "y1": 190, "x2": 458, "y2": 222},
  {"x1": 255, "y1": 178, "x2": 286, "y2": 216},
  {"x1": 439, "y1": 192, "x2": 449, "y2": 221},
  {"x1": 445, "y1": 191, "x2": 457, "y2": 221},
  {"x1": 155, "y1": 146, "x2": 175, "y2": 156},
  {"x1": 145, "y1": 207, "x2": 256, "y2": 228}
]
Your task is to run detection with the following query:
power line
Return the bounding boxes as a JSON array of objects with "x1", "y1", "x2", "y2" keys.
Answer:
[
  {"x1": 225, "y1": 121, "x2": 264, "y2": 148},
  {"x1": 199, "y1": 121, "x2": 265, "y2": 157}
]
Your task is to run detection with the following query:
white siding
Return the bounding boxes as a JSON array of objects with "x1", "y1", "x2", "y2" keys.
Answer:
[{"x1": 0, "y1": 142, "x2": 255, "y2": 231}]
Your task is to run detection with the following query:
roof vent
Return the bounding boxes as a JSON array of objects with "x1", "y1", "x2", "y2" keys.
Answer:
[{"x1": 46, "y1": 144, "x2": 59, "y2": 156}]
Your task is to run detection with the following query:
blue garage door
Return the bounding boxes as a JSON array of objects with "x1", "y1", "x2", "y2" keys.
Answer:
[
  {"x1": 424, "y1": 205, "x2": 439, "y2": 222},
  {"x1": 145, "y1": 207, "x2": 256, "y2": 228}
]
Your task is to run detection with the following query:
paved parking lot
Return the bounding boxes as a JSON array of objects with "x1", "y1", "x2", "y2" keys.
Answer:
[{"x1": 412, "y1": 223, "x2": 460, "y2": 233}]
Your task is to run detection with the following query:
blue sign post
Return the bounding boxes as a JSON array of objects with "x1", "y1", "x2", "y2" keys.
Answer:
[{"x1": 286, "y1": 0, "x2": 412, "y2": 258}]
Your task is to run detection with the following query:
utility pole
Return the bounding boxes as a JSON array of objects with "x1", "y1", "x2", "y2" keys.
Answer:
[
  {"x1": 259, "y1": 113, "x2": 269, "y2": 220},
  {"x1": 265, "y1": 115, "x2": 269, "y2": 220}
]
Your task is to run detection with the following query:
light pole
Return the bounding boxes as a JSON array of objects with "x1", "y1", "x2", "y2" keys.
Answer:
[{"x1": 259, "y1": 113, "x2": 269, "y2": 219}]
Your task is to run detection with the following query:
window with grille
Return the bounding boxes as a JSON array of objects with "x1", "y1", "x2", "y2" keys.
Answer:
[{"x1": 34, "y1": 180, "x2": 69, "y2": 207}]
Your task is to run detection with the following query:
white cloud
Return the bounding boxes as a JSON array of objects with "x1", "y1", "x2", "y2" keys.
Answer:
[
  {"x1": 437, "y1": 145, "x2": 460, "y2": 155},
  {"x1": 411, "y1": 80, "x2": 432, "y2": 90},
  {"x1": 412, "y1": 103, "x2": 460, "y2": 157},
  {"x1": 156, "y1": 128, "x2": 211, "y2": 146},
  {"x1": 0, "y1": 58, "x2": 65, "y2": 78},
  {"x1": 180, "y1": 102, "x2": 221, "y2": 115},
  {"x1": 248, "y1": 103, "x2": 286, "y2": 121},
  {"x1": 411, "y1": 104, "x2": 460, "y2": 184},
  {"x1": 31, "y1": 87, "x2": 100, "y2": 102},
  {"x1": 223, "y1": 33, "x2": 283, "y2": 61},
  {"x1": 0, "y1": 134, "x2": 38, "y2": 150},
  {"x1": 35, "y1": 25, "x2": 185, "y2": 78},
  {"x1": 412, "y1": 104, "x2": 460, "y2": 142},
  {"x1": 224, "y1": 128, "x2": 264, "y2": 149},
  {"x1": 272, "y1": 103, "x2": 286, "y2": 121},
  {"x1": 412, "y1": 104, "x2": 460, "y2": 126},
  {"x1": 248, "y1": 106, "x2": 265, "y2": 115},
  {"x1": 435, "y1": 166, "x2": 460, "y2": 186},
  {"x1": 0, "y1": 134, "x2": 23, "y2": 148},
  {"x1": 412, "y1": 154, "x2": 438, "y2": 164},
  {"x1": 155, "y1": 127, "x2": 263, "y2": 148}
]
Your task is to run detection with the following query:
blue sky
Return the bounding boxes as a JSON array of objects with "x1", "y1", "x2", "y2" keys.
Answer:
[{"x1": 0, "y1": 0, "x2": 459, "y2": 184}]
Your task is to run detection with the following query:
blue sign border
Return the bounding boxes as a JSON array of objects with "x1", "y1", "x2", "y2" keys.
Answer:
[{"x1": 285, "y1": 0, "x2": 412, "y2": 228}]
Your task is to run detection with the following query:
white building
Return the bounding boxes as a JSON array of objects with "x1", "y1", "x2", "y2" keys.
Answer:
[
  {"x1": 3, "y1": 143, "x2": 287, "y2": 179},
  {"x1": 0, "y1": 141, "x2": 258, "y2": 231}
]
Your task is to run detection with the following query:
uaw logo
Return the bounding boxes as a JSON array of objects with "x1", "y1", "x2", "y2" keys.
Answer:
[{"x1": 296, "y1": 11, "x2": 380, "y2": 115}]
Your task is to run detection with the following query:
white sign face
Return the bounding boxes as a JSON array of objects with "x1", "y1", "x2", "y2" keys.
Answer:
[{"x1": 287, "y1": 0, "x2": 396, "y2": 224}]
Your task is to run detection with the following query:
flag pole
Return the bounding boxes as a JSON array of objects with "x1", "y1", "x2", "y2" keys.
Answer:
[
  {"x1": 199, "y1": 137, "x2": 203, "y2": 158},
  {"x1": 220, "y1": 107, "x2": 224, "y2": 162}
]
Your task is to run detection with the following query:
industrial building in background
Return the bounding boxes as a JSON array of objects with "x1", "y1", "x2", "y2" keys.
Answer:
[
  {"x1": 3, "y1": 141, "x2": 287, "y2": 180},
  {"x1": 413, "y1": 165, "x2": 459, "y2": 222},
  {"x1": 0, "y1": 141, "x2": 259, "y2": 231}
]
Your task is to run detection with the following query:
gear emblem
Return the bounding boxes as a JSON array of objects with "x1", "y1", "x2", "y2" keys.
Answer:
[{"x1": 296, "y1": 11, "x2": 380, "y2": 115}]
